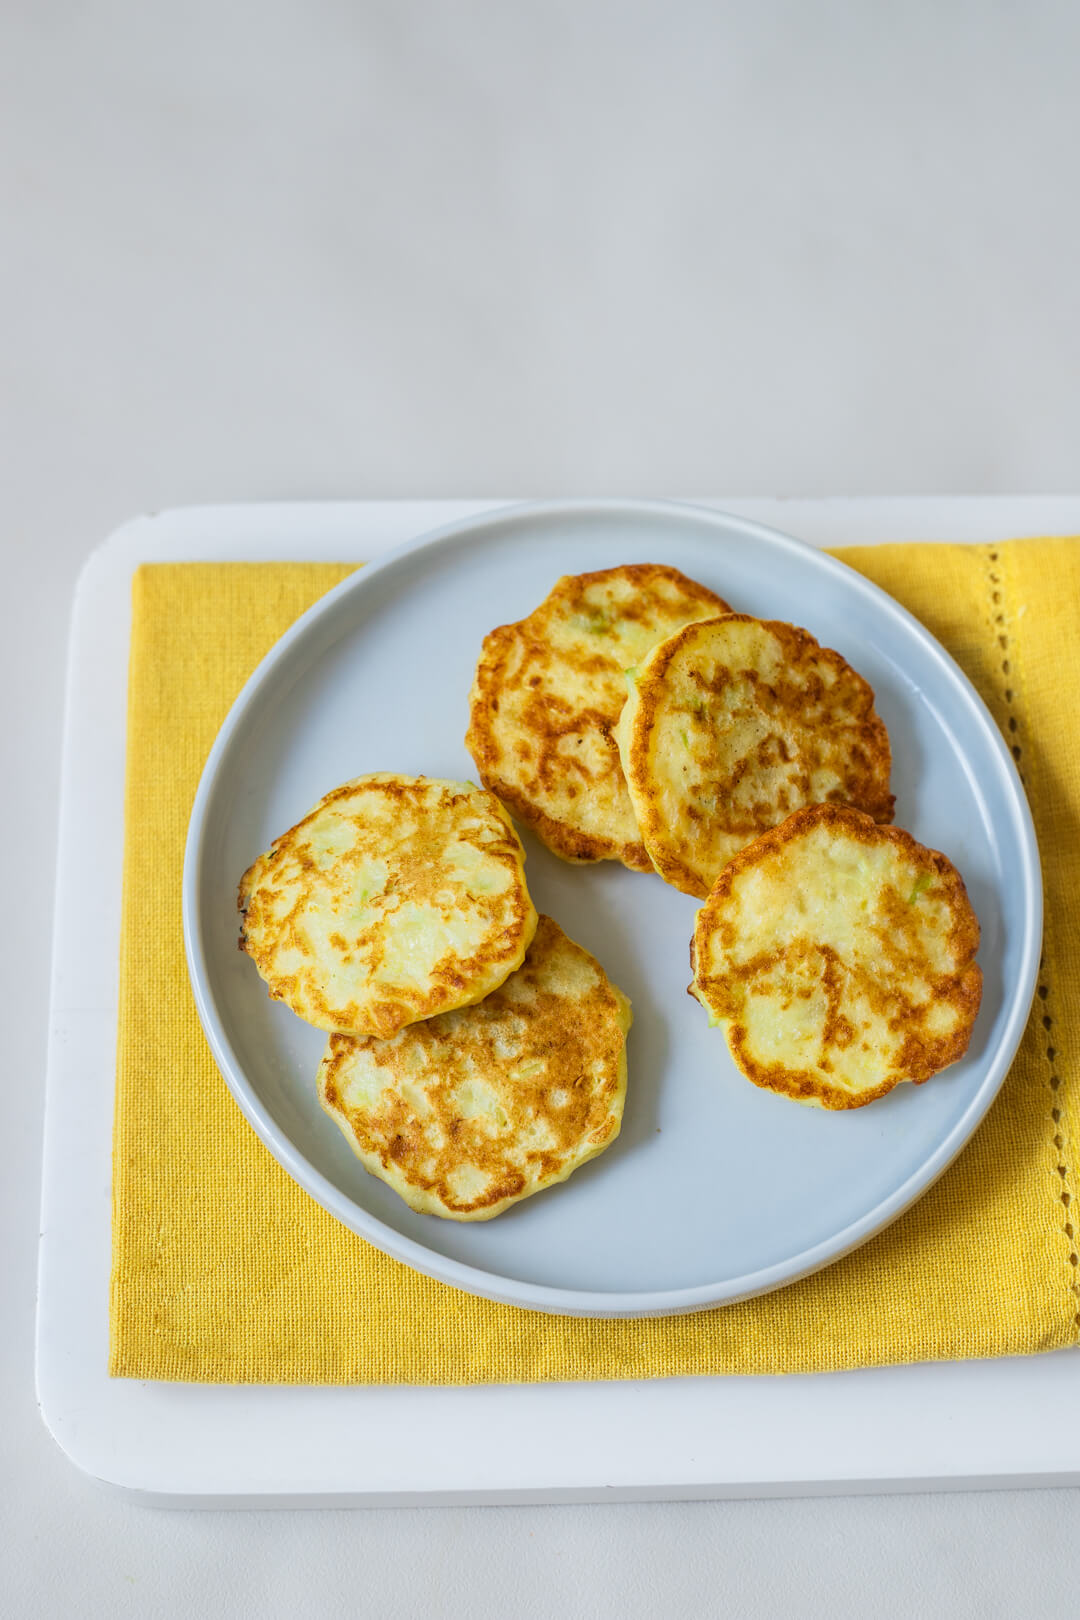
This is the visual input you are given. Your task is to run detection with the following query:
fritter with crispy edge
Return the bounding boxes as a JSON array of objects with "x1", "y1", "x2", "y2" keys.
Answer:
[
  {"x1": 466, "y1": 564, "x2": 730, "y2": 870},
  {"x1": 238, "y1": 775, "x2": 538, "y2": 1039},
  {"x1": 690, "y1": 804, "x2": 982, "y2": 1109},
  {"x1": 318, "y1": 915, "x2": 631, "y2": 1220},
  {"x1": 616, "y1": 614, "x2": 894, "y2": 897}
]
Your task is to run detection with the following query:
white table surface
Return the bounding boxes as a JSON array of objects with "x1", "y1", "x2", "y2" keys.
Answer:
[{"x1": 6, "y1": 2, "x2": 1080, "y2": 1615}]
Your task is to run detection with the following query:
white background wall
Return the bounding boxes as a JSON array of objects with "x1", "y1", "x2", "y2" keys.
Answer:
[{"x1": 4, "y1": 3, "x2": 1079, "y2": 1614}]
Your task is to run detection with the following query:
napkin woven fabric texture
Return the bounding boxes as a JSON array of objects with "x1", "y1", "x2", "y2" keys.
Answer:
[{"x1": 110, "y1": 540, "x2": 1080, "y2": 1383}]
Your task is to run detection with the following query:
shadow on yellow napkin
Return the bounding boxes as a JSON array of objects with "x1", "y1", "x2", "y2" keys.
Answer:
[{"x1": 110, "y1": 541, "x2": 1080, "y2": 1383}]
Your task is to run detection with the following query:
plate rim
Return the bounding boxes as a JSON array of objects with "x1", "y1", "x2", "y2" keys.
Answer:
[{"x1": 182, "y1": 496, "x2": 1042, "y2": 1318}]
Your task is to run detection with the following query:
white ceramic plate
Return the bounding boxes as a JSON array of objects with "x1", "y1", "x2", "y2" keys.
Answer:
[{"x1": 183, "y1": 499, "x2": 1041, "y2": 1318}]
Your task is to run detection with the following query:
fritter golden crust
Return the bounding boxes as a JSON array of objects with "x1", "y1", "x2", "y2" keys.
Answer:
[
  {"x1": 317, "y1": 915, "x2": 632, "y2": 1220},
  {"x1": 465, "y1": 564, "x2": 730, "y2": 870},
  {"x1": 690, "y1": 804, "x2": 982, "y2": 1110},
  {"x1": 617, "y1": 614, "x2": 895, "y2": 898},
  {"x1": 238, "y1": 775, "x2": 537, "y2": 1039}
]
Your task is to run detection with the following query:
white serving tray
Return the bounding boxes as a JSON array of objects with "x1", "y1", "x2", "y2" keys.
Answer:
[{"x1": 36, "y1": 497, "x2": 1080, "y2": 1507}]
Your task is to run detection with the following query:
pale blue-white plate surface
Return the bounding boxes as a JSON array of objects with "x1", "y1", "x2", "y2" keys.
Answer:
[{"x1": 183, "y1": 500, "x2": 1040, "y2": 1317}]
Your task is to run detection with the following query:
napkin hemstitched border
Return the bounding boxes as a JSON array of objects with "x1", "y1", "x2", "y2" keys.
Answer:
[{"x1": 990, "y1": 542, "x2": 1080, "y2": 1327}]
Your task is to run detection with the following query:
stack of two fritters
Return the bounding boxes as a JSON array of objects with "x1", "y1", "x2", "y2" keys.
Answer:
[
  {"x1": 238, "y1": 774, "x2": 631, "y2": 1220},
  {"x1": 466, "y1": 564, "x2": 982, "y2": 1111},
  {"x1": 466, "y1": 562, "x2": 897, "y2": 896}
]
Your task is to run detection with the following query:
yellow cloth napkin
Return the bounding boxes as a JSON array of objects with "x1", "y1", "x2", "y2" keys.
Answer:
[{"x1": 110, "y1": 540, "x2": 1080, "y2": 1383}]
